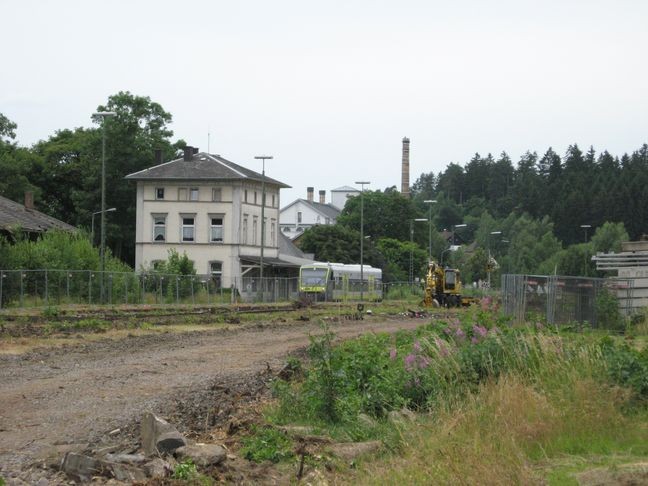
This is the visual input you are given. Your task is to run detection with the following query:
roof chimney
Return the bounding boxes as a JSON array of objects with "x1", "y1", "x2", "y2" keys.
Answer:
[
  {"x1": 192, "y1": 147, "x2": 199, "y2": 155},
  {"x1": 401, "y1": 137, "x2": 410, "y2": 198},
  {"x1": 154, "y1": 149, "x2": 163, "y2": 165},
  {"x1": 307, "y1": 187, "x2": 314, "y2": 202},
  {"x1": 183, "y1": 146, "x2": 193, "y2": 161},
  {"x1": 319, "y1": 190, "x2": 326, "y2": 204},
  {"x1": 24, "y1": 191, "x2": 34, "y2": 210}
]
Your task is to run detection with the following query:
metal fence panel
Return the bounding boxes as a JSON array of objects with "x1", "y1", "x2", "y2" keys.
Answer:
[{"x1": 501, "y1": 273, "x2": 633, "y2": 328}]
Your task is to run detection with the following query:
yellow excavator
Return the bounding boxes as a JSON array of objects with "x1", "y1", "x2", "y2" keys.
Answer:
[{"x1": 422, "y1": 260, "x2": 473, "y2": 308}]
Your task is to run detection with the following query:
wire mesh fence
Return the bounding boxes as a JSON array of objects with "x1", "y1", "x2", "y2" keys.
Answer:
[
  {"x1": 0, "y1": 270, "x2": 437, "y2": 309},
  {"x1": 501, "y1": 274, "x2": 633, "y2": 328}
]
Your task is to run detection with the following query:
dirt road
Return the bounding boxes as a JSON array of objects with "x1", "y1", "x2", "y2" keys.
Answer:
[{"x1": 0, "y1": 316, "x2": 425, "y2": 480}]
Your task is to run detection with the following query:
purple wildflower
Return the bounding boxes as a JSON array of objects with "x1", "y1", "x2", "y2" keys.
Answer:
[
  {"x1": 389, "y1": 348, "x2": 397, "y2": 360},
  {"x1": 435, "y1": 337, "x2": 450, "y2": 357},
  {"x1": 413, "y1": 341, "x2": 422, "y2": 352},
  {"x1": 419, "y1": 356, "x2": 431, "y2": 369},
  {"x1": 404, "y1": 353, "x2": 417, "y2": 370},
  {"x1": 473, "y1": 325, "x2": 488, "y2": 338},
  {"x1": 443, "y1": 327, "x2": 452, "y2": 335},
  {"x1": 455, "y1": 328, "x2": 466, "y2": 340},
  {"x1": 471, "y1": 337, "x2": 479, "y2": 345}
]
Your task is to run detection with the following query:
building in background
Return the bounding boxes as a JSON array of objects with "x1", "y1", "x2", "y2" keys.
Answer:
[
  {"x1": 126, "y1": 147, "x2": 311, "y2": 287},
  {"x1": 0, "y1": 192, "x2": 76, "y2": 241},
  {"x1": 279, "y1": 187, "x2": 343, "y2": 240}
]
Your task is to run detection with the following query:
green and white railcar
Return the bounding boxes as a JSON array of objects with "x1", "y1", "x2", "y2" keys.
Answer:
[{"x1": 299, "y1": 262, "x2": 382, "y2": 301}]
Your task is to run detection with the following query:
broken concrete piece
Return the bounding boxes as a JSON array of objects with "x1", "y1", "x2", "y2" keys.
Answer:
[
  {"x1": 328, "y1": 441, "x2": 382, "y2": 461},
  {"x1": 143, "y1": 458, "x2": 171, "y2": 478},
  {"x1": 141, "y1": 412, "x2": 187, "y2": 456},
  {"x1": 175, "y1": 443, "x2": 227, "y2": 467},
  {"x1": 109, "y1": 462, "x2": 147, "y2": 482},
  {"x1": 105, "y1": 453, "x2": 146, "y2": 464},
  {"x1": 61, "y1": 452, "x2": 105, "y2": 481}
]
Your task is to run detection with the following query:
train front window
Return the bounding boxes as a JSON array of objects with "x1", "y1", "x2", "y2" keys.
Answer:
[{"x1": 301, "y1": 268, "x2": 328, "y2": 286}]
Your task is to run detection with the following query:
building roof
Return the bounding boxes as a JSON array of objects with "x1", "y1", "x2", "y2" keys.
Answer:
[
  {"x1": 280, "y1": 199, "x2": 341, "y2": 220},
  {"x1": 278, "y1": 231, "x2": 308, "y2": 259},
  {"x1": 331, "y1": 185, "x2": 359, "y2": 192},
  {"x1": 125, "y1": 152, "x2": 290, "y2": 188},
  {"x1": 0, "y1": 195, "x2": 76, "y2": 233}
]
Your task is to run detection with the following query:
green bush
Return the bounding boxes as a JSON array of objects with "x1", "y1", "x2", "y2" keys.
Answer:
[
  {"x1": 240, "y1": 426, "x2": 294, "y2": 463},
  {"x1": 172, "y1": 459, "x2": 197, "y2": 480},
  {"x1": 596, "y1": 288, "x2": 625, "y2": 331}
]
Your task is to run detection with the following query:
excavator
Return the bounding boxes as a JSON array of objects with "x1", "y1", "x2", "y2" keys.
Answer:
[{"x1": 422, "y1": 260, "x2": 474, "y2": 308}]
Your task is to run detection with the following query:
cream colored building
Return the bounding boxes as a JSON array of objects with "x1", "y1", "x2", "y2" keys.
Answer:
[{"x1": 126, "y1": 147, "x2": 310, "y2": 288}]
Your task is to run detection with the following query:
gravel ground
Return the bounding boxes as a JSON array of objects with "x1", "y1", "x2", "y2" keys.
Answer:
[{"x1": 0, "y1": 315, "x2": 425, "y2": 483}]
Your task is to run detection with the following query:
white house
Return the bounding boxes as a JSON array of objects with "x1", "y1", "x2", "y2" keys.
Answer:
[
  {"x1": 125, "y1": 147, "x2": 312, "y2": 288},
  {"x1": 280, "y1": 186, "x2": 350, "y2": 240}
]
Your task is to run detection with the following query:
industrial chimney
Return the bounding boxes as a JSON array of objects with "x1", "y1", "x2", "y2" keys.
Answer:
[
  {"x1": 319, "y1": 190, "x2": 326, "y2": 204},
  {"x1": 307, "y1": 187, "x2": 314, "y2": 202},
  {"x1": 401, "y1": 137, "x2": 410, "y2": 198}
]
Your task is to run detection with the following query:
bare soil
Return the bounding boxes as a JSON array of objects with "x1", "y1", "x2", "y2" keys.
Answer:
[{"x1": 0, "y1": 314, "x2": 426, "y2": 483}]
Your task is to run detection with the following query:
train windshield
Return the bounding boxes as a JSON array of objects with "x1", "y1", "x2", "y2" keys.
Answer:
[{"x1": 301, "y1": 267, "x2": 328, "y2": 286}]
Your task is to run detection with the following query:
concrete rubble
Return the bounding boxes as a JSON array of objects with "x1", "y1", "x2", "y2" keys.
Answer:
[{"x1": 58, "y1": 412, "x2": 227, "y2": 482}]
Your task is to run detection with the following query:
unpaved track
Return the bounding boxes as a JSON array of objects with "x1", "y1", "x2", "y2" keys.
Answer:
[{"x1": 0, "y1": 316, "x2": 424, "y2": 478}]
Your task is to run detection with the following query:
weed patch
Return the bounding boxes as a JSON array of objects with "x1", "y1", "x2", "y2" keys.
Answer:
[{"x1": 240, "y1": 426, "x2": 294, "y2": 463}]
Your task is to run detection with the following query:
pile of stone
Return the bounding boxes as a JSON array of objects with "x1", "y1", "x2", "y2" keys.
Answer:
[{"x1": 61, "y1": 412, "x2": 227, "y2": 482}]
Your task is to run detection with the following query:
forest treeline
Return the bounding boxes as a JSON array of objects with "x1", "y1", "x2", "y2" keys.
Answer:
[{"x1": 410, "y1": 145, "x2": 648, "y2": 244}]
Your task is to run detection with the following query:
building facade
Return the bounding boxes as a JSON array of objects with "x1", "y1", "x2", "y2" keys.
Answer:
[
  {"x1": 279, "y1": 187, "x2": 342, "y2": 240},
  {"x1": 126, "y1": 147, "x2": 302, "y2": 287}
]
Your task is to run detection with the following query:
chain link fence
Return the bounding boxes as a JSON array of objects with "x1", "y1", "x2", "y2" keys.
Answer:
[
  {"x1": 0, "y1": 270, "x2": 442, "y2": 309},
  {"x1": 501, "y1": 274, "x2": 633, "y2": 328}
]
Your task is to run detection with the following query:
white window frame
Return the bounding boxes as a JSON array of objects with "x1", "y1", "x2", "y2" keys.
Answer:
[
  {"x1": 152, "y1": 213, "x2": 167, "y2": 242},
  {"x1": 209, "y1": 214, "x2": 224, "y2": 243},
  {"x1": 189, "y1": 187, "x2": 199, "y2": 201},
  {"x1": 155, "y1": 187, "x2": 165, "y2": 200},
  {"x1": 212, "y1": 187, "x2": 222, "y2": 202},
  {"x1": 180, "y1": 214, "x2": 196, "y2": 242},
  {"x1": 297, "y1": 211, "x2": 302, "y2": 224},
  {"x1": 242, "y1": 214, "x2": 248, "y2": 244},
  {"x1": 253, "y1": 216, "x2": 258, "y2": 245},
  {"x1": 178, "y1": 187, "x2": 187, "y2": 201}
]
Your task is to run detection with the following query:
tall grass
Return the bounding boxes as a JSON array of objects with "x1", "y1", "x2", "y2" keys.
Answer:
[{"x1": 268, "y1": 302, "x2": 648, "y2": 482}]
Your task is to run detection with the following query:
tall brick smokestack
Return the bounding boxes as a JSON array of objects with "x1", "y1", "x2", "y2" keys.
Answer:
[{"x1": 401, "y1": 137, "x2": 410, "y2": 198}]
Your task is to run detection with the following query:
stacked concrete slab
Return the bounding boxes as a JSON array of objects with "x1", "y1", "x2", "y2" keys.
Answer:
[{"x1": 593, "y1": 240, "x2": 648, "y2": 314}]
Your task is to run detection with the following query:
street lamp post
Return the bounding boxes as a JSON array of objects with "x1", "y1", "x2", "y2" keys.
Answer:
[
  {"x1": 423, "y1": 200, "x2": 437, "y2": 261},
  {"x1": 255, "y1": 155, "x2": 273, "y2": 302},
  {"x1": 580, "y1": 224, "x2": 592, "y2": 243},
  {"x1": 93, "y1": 111, "x2": 117, "y2": 303},
  {"x1": 91, "y1": 207, "x2": 117, "y2": 245},
  {"x1": 355, "y1": 181, "x2": 370, "y2": 302}
]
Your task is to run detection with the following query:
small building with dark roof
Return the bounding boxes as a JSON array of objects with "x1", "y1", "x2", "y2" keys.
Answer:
[{"x1": 0, "y1": 193, "x2": 76, "y2": 240}]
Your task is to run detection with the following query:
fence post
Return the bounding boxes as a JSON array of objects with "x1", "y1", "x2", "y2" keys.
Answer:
[
  {"x1": 45, "y1": 269, "x2": 48, "y2": 304},
  {"x1": 0, "y1": 271, "x2": 3, "y2": 308},
  {"x1": 20, "y1": 272, "x2": 24, "y2": 307},
  {"x1": 190, "y1": 277, "x2": 195, "y2": 304},
  {"x1": 124, "y1": 275, "x2": 128, "y2": 305}
]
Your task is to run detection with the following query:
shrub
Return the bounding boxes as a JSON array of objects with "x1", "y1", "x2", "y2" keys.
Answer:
[
  {"x1": 596, "y1": 288, "x2": 625, "y2": 331},
  {"x1": 172, "y1": 459, "x2": 197, "y2": 480},
  {"x1": 240, "y1": 426, "x2": 294, "y2": 463}
]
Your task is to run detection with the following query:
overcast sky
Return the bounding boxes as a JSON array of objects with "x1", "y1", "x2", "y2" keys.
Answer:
[{"x1": 2, "y1": 0, "x2": 647, "y2": 204}]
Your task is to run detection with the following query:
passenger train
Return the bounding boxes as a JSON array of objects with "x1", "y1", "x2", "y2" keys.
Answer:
[{"x1": 299, "y1": 262, "x2": 382, "y2": 301}]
